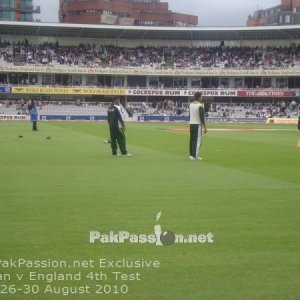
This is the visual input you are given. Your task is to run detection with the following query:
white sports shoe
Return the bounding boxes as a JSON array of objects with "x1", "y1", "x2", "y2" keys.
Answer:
[
  {"x1": 196, "y1": 157, "x2": 203, "y2": 161},
  {"x1": 123, "y1": 153, "x2": 132, "y2": 157},
  {"x1": 189, "y1": 156, "x2": 197, "y2": 161}
]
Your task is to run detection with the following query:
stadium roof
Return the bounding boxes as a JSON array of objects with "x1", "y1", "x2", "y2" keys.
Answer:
[{"x1": 1, "y1": 21, "x2": 300, "y2": 41}]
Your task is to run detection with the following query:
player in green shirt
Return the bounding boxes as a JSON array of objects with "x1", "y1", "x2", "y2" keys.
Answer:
[{"x1": 107, "y1": 98, "x2": 132, "y2": 157}]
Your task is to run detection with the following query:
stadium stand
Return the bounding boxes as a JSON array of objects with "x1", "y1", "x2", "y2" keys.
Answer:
[
  {"x1": 1, "y1": 99, "x2": 298, "y2": 119},
  {"x1": 0, "y1": 21, "x2": 300, "y2": 123},
  {"x1": 1, "y1": 41, "x2": 299, "y2": 70}
]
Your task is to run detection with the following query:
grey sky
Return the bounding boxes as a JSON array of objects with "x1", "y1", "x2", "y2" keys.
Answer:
[{"x1": 34, "y1": 0, "x2": 280, "y2": 26}]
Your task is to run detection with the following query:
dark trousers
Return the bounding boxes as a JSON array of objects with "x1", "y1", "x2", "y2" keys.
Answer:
[
  {"x1": 298, "y1": 116, "x2": 300, "y2": 131},
  {"x1": 109, "y1": 127, "x2": 127, "y2": 155},
  {"x1": 189, "y1": 124, "x2": 202, "y2": 157},
  {"x1": 32, "y1": 121, "x2": 38, "y2": 131}
]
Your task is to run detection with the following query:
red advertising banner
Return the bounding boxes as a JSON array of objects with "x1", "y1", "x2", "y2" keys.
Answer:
[{"x1": 237, "y1": 90, "x2": 294, "y2": 97}]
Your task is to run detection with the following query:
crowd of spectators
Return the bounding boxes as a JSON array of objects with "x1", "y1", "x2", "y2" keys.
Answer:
[
  {"x1": 1, "y1": 39, "x2": 299, "y2": 70},
  {"x1": 127, "y1": 99, "x2": 185, "y2": 116},
  {"x1": 208, "y1": 100, "x2": 299, "y2": 118},
  {"x1": 1, "y1": 99, "x2": 298, "y2": 118},
  {"x1": 0, "y1": 40, "x2": 13, "y2": 64},
  {"x1": 134, "y1": 99, "x2": 299, "y2": 118}
]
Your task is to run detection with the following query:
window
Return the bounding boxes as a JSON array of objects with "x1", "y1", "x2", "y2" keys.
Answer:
[
  {"x1": 87, "y1": 75, "x2": 97, "y2": 86},
  {"x1": 0, "y1": 0, "x2": 13, "y2": 8},
  {"x1": 112, "y1": 76, "x2": 124, "y2": 87},
  {"x1": 20, "y1": 0, "x2": 32, "y2": 6},
  {"x1": 0, "y1": 74, "x2": 8, "y2": 84},
  {"x1": 276, "y1": 77, "x2": 287, "y2": 88},
  {"x1": 159, "y1": 77, "x2": 173, "y2": 88},
  {"x1": 245, "y1": 77, "x2": 262, "y2": 89},
  {"x1": 54, "y1": 74, "x2": 69, "y2": 86},
  {"x1": 0, "y1": 11, "x2": 12, "y2": 20},
  {"x1": 220, "y1": 78, "x2": 229, "y2": 88},
  {"x1": 234, "y1": 78, "x2": 244, "y2": 88},
  {"x1": 285, "y1": 15, "x2": 291, "y2": 23},
  {"x1": 103, "y1": 10, "x2": 112, "y2": 15},
  {"x1": 20, "y1": 14, "x2": 33, "y2": 21},
  {"x1": 116, "y1": 12, "x2": 130, "y2": 18},
  {"x1": 191, "y1": 79, "x2": 201, "y2": 88},
  {"x1": 29, "y1": 74, "x2": 37, "y2": 85},
  {"x1": 201, "y1": 77, "x2": 210, "y2": 88},
  {"x1": 149, "y1": 77, "x2": 159, "y2": 88},
  {"x1": 173, "y1": 77, "x2": 187, "y2": 88},
  {"x1": 42, "y1": 74, "x2": 54, "y2": 86},
  {"x1": 71, "y1": 75, "x2": 82, "y2": 86},
  {"x1": 262, "y1": 78, "x2": 272, "y2": 88},
  {"x1": 8, "y1": 74, "x2": 18, "y2": 85}
]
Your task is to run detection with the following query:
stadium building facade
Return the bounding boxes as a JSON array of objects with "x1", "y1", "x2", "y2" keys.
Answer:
[
  {"x1": 59, "y1": 0, "x2": 197, "y2": 27},
  {"x1": 247, "y1": 0, "x2": 300, "y2": 26},
  {"x1": 0, "y1": 0, "x2": 40, "y2": 22}
]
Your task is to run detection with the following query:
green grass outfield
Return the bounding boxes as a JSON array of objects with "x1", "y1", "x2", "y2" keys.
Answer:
[{"x1": 0, "y1": 121, "x2": 299, "y2": 300}]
